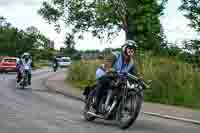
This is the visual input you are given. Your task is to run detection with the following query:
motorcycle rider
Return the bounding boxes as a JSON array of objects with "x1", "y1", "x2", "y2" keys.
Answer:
[
  {"x1": 52, "y1": 56, "x2": 59, "y2": 71},
  {"x1": 16, "y1": 53, "x2": 33, "y2": 87},
  {"x1": 94, "y1": 40, "x2": 138, "y2": 114}
]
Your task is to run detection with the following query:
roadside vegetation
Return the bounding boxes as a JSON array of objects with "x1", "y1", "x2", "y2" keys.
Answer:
[
  {"x1": 0, "y1": 16, "x2": 57, "y2": 68},
  {"x1": 67, "y1": 52, "x2": 200, "y2": 110}
]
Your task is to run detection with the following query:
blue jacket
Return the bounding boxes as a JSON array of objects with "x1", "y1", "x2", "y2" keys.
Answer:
[{"x1": 96, "y1": 53, "x2": 137, "y2": 79}]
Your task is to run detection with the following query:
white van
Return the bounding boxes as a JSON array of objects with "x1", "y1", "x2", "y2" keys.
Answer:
[{"x1": 58, "y1": 57, "x2": 71, "y2": 67}]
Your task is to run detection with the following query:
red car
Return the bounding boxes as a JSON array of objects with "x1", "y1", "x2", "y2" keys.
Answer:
[{"x1": 0, "y1": 56, "x2": 17, "y2": 72}]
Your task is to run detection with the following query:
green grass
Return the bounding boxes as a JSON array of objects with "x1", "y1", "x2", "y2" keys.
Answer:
[
  {"x1": 66, "y1": 54, "x2": 200, "y2": 109},
  {"x1": 137, "y1": 54, "x2": 200, "y2": 109},
  {"x1": 33, "y1": 60, "x2": 50, "y2": 69},
  {"x1": 67, "y1": 59, "x2": 102, "y2": 88}
]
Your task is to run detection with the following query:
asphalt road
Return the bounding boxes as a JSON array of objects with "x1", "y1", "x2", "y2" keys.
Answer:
[
  {"x1": 0, "y1": 69, "x2": 199, "y2": 133},
  {"x1": 0, "y1": 69, "x2": 52, "y2": 81}
]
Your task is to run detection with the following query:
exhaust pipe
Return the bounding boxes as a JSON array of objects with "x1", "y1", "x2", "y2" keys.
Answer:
[{"x1": 87, "y1": 112, "x2": 104, "y2": 119}]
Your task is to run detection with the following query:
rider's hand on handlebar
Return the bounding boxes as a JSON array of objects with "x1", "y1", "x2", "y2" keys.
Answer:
[{"x1": 106, "y1": 68, "x2": 115, "y2": 73}]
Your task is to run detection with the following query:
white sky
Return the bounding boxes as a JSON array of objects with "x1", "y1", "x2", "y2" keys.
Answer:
[{"x1": 0, "y1": 0, "x2": 199, "y2": 50}]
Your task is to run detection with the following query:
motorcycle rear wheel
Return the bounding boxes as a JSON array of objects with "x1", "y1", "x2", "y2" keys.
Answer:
[{"x1": 83, "y1": 90, "x2": 96, "y2": 121}]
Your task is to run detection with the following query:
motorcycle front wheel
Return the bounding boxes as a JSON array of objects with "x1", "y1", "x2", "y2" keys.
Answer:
[{"x1": 116, "y1": 91, "x2": 143, "y2": 129}]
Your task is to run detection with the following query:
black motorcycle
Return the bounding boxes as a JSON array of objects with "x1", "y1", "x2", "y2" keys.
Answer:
[
  {"x1": 17, "y1": 67, "x2": 30, "y2": 89},
  {"x1": 83, "y1": 71, "x2": 152, "y2": 129}
]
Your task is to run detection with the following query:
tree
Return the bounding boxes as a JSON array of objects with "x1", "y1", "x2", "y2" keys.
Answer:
[
  {"x1": 179, "y1": 0, "x2": 200, "y2": 68},
  {"x1": 183, "y1": 40, "x2": 200, "y2": 55},
  {"x1": 0, "y1": 16, "x2": 52, "y2": 57},
  {"x1": 0, "y1": 16, "x2": 11, "y2": 28},
  {"x1": 64, "y1": 33, "x2": 75, "y2": 48},
  {"x1": 179, "y1": 0, "x2": 200, "y2": 32},
  {"x1": 26, "y1": 26, "x2": 40, "y2": 34},
  {"x1": 183, "y1": 40, "x2": 200, "y2": 69},
  {"x1": 38, "y1": 0, "x2": 168, "y2": 51}
]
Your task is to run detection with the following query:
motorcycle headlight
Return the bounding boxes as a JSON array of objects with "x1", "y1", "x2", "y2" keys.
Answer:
[{"x1": 127, "y1": 81, "x2": 137, "y2": 89}]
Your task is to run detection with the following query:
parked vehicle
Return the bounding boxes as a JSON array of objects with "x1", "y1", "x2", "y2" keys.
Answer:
[
  {"x1": 58, "y1": 57, "x2": 71, "y2": 67},
  {"x1": 82, "y1": 72, "x2": 152, "y2": 129},
  {"x1": 0, "y1": 56, "x2": 17, "y2": 72}
]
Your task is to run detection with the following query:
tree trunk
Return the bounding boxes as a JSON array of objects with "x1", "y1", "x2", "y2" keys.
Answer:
[{"x1": 123, "y1": 15, "x2": 134, "y2": 40}]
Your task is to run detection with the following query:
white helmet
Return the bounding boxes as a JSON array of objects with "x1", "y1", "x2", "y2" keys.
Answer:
[
  {"x1": 22, "y1": 52, "x2": 30, "y2": 59},
  {"x1": 122, "y1": 40, "x2": 137, "y2": 53}
]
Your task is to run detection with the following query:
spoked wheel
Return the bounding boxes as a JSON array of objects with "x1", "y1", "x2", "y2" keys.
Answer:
[
  {"x1": 20, "y1": 73, "x2": 28, "y2": 90},
  {"x1": 20, "y1": 80, "x2": 26, "y2": 89},
  {"x1": 116, "y1": 91, "x2": 143, "y2": 129},
  {"x1": 83, "y1": 90, "x2": 96, "y2": 121}
]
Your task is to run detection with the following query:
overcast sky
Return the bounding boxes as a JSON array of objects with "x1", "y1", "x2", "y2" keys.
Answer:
[{"x1": 0, "y1": 0, "x2": 198, "y2": 50}]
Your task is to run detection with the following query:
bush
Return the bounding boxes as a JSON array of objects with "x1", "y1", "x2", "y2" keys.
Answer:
[
  {"x1": 33, "y1": 60, "x2": 50, "y2": 69},
  {"x1": 67, "y1": 54, "x2": 200, "y2": 109},
  {"x1": 138, "y1": 54, "x2": 200, "y2": 109},
  {"x1": 67, "y1": 59, "x2": 102, "y2": 88}
]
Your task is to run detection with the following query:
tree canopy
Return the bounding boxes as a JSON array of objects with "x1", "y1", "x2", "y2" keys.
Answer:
[
  {"x1": 179, "y1": 0, "x2": 200, "y2": 61},
  {"x1": 38, "y1": 0, "x2": 168, "y2": 51},
  {"x1": 179, "y1": 0, "x2": 200, "y2": 32},
  {"x1": 0, "y1": 16, "x2": 52, "y2": 58}
]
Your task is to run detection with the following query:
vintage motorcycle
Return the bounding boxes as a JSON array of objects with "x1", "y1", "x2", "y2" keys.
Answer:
[{"x1": 83, "y1": 71, "x2": 152, "y2": 129}]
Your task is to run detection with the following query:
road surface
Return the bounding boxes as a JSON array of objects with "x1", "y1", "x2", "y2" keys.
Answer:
[{"x1": 0, "y1": 69, "x2": 199, "y2": 133}]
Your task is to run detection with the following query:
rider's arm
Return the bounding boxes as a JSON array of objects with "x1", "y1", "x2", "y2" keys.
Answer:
[
  {"x1": 128, "y1": 65, "x2": 139, "y2": 77},
  {"x1": 30, "y1": 59, "x2": 33, "y2": 68}
]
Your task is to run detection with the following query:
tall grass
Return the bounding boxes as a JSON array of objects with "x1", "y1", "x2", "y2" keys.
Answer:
[
  {"x1": 67, "y1": 54, "x2": 200, "y2": 109},
  {"x1": 67, "y1": 59, "x2": 102, "y2": 88},
  {"x1": 139, "y1": 54, "x2": 200, "y2": 109}
]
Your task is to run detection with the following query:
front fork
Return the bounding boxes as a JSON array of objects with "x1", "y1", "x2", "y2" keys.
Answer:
[
  {"x1": 121, "y1": 85, "x2": 128, "y2": 110},
  {"x1": 104, "y1": 90, "x2": 112, "y2": 111}
]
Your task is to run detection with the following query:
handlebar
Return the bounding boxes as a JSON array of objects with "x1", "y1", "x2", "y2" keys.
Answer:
[
  {"x1": 106, "y1": 71, "x2": 152, "y2": 89},
  {"x1": 127, "y1": 73, "x2": 152, "y2": 89}
]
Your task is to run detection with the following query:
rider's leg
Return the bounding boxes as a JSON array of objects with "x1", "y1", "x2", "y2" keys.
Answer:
[
  {"x1": 95, "y1": 83, "x2": 104, "y2": 111},
  {"x1": 95, "y1": 77, "x2": 110, "y2": 112},
  {"x1": 16, "y1": 68, "x2": 19, "y2": 82},
  {"x1": 17, "y1": 72, "x2": 22, "y2": 83},
  {"x1": 28, "y1": 72, "x2": 32, "y2": 85}
]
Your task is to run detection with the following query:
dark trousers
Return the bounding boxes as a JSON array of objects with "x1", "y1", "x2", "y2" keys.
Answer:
[
  {"x1": 28, "y1": 72, "x2": 31, "y2": 85},
  {"x1": 95, "y1": 76, "x2": 111, "y2": 111},
  {"x1": 17, "y1": 72, "x2": 22, "y2": 83}
]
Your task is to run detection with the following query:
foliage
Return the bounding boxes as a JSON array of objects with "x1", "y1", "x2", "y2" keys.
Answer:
[
  {"x1": 179, "y1": 0, "x2": 200, "y2": 32},
  {"x1": 183, "y1": 40, "x2": 200, "y2": 55},
  {"x1": 0, "y1": 16, "x2": 53, "y2": 58},
  {"x1": 63, "y1": 47, "x2": 77, "y2": 56},
  {"x1": 182, "y1": 40, "x2": 200, "y2": 68},
  {"x1": 64, "y1": 33, "x2": 75, "y2": 48},
  {"x1": 138, "y1": 54, "x2": 200, "y2": 109},
  {"x1": 38, "y1": 0, "x2": 168, "y2": 51},
  {"x1": 32, "y1": 48, "x2": 56, "y2": 61},
  {"x1": 179, "y1": 0, "x2": 200, "y2": 67},
  {"x1": 67, "y1": 54, "x2": 200, "y2": 109},
  {"x1": 67, "y1": 59, "x2": 103, "y2": 88}
]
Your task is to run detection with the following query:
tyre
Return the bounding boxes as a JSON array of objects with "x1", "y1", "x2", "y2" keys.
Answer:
[
  {"x1": 116, "y1": 91, "x2": 143, "y2": 129},
  {"x1": 83, "y1": 90, "x2": 96, "y2": 121}
]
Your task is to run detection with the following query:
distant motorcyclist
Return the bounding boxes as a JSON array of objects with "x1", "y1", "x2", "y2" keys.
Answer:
[
  {"x1": 52, "y1": 56, "x2": 59, "y2": 72},
  {"x1": 16, "y1": 53, "x2": 33, "y2": 87}
]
